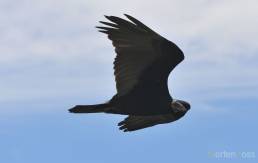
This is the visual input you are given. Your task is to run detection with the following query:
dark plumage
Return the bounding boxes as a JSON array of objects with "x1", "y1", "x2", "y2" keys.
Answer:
[{"x1": 69, "y1": 14, "x2": 191, "y2": 132}]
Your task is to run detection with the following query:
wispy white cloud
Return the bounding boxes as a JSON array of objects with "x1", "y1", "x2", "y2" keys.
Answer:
[{"x1": 0, "y1": 0, "x2": 257, "y2": 110}]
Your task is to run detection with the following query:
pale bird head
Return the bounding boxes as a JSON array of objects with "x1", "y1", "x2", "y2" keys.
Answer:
[{"x1": 170, "y1": 99, "x2": 191, "y2": 113}]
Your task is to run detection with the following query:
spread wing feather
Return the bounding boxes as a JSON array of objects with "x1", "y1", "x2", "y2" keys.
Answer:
[
  {"x1": 118, "y1": 114, "x2": 178, "y2": 132},
  {"x1": 97, "y1": 14, "x2": 184, "y2": 97}
]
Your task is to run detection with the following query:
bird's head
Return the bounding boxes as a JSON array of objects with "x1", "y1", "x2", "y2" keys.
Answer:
[{"x1": 170, "y1": 99, "x2": 191, "y2": 113}]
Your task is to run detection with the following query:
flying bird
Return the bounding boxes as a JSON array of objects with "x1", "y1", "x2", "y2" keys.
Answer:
[{"x1": 69, "y1": 14, "x2": 190, "y2": 132}]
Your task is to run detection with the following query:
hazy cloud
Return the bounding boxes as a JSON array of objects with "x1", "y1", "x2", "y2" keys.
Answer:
[{"x1": 0, "y1": 0, "x2": 257, "y2": 110}]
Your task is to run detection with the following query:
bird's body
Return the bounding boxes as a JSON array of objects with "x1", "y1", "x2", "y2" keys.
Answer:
[{"x1": 69, "y1": 14, "x2": 190, "y2": 132}]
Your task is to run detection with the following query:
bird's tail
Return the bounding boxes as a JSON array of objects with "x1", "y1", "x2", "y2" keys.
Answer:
[{"x1": 69, "y1": 103, "x2": 110, "y2": 113}]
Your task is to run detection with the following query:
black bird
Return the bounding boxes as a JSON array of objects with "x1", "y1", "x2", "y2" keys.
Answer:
[{"x1": 69, "y1": 14, "x2": 191, "y2": 132}]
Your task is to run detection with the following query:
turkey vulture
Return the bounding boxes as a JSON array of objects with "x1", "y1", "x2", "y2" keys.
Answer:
[{"x1": 69, "y1": 14, "x2": 190, "y2": 132}]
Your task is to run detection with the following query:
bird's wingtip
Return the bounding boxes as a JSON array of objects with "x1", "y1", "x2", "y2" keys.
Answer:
[
  {"x1": 104, "y1": 15, "x2": 110, "y2": 19},
  {"x1": 124, "y1": 14, "x2": 133, "y2": 19},
  {"x1": 124, "y1": 14, "x2": 129, "y2": 18}
]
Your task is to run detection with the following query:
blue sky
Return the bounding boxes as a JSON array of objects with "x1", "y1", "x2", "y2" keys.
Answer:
[{"x1": 0, "y1": 0, "x2": 258, "y2": 162}]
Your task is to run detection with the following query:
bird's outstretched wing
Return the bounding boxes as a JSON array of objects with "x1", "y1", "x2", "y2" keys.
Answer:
[
  {"x1": 97, "y1": 14, "x2": 184, "y2": 98},
  {"x1": 118, "y1": 114, "x2": 178, "y2": 132}
]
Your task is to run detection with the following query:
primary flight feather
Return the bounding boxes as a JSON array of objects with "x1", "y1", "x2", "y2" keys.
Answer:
[{"x1": 69, "y1": 14, "x2": 191, "y2": 132}]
